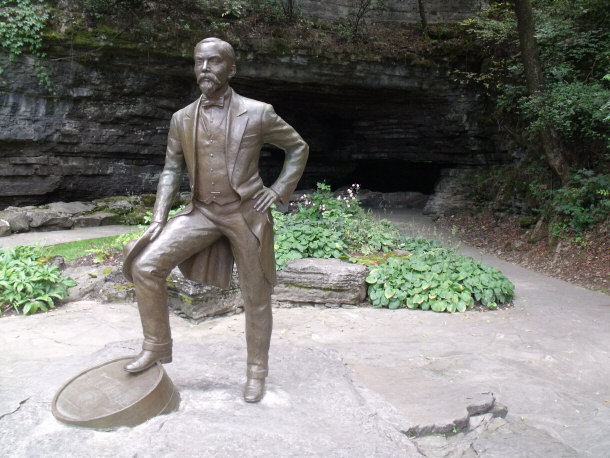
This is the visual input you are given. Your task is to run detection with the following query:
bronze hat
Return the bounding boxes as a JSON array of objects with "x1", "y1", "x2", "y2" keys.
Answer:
[{"x1": 122, "y1": 234, "x2": 152, "y2": 282}]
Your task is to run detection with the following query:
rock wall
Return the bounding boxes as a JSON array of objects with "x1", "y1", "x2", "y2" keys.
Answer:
[
  {"x1": 0, "y1": 42, "x2": 501, "y2": 208},
  {"x1": 299, "y1": 0, "x2": 486, "y2": 23},
  {"x1": 0, "y1": 51, "x2": 195, "y2": 207}
]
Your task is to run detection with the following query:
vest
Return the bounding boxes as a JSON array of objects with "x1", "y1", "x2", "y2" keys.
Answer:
[{"x1": 196, "y1": 106, "x2": 240, "y2": 205}]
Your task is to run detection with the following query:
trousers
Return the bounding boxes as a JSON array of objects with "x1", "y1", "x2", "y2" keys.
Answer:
[{"x1": 131, "y1": 199, "x2": 273, "y2": 379}]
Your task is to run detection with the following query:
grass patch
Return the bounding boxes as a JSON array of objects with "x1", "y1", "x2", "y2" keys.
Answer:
[{"x1": 42, "y1": 235, "x2": 123, "y2": 261}]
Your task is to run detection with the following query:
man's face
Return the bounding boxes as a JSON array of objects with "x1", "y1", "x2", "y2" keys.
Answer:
[{"x1": 194, "y1": 42, "x2": 236, "y2": 97}]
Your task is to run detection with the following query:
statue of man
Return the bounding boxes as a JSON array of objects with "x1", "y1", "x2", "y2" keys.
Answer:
[{"x1": 122, "y1": 37, "x2": 309, "y2": 403}]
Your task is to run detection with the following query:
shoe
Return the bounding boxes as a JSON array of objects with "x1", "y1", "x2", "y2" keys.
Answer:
[
  {"x1": 124, "y1": 349, "x2": 172, "y2": 373},
  {"x1": 243, "y1": 378, "x2": 265, "y2": 403}
]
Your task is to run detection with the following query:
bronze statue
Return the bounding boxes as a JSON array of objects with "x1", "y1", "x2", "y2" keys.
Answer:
[{"x1": 122, "y1": 37, "x2": 309, "y2": 403}]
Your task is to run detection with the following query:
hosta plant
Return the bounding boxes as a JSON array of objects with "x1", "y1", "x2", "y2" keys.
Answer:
[
  {"x1": 0, "y1": 246, "x2": 76, "y2": 315},
  {"x1": 365, "y1": 238, "x2": 514, "y2": 312}
]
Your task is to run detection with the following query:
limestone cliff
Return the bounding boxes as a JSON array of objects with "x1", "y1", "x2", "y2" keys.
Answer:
[{"x1": 0, "y1": 2, "x2": 501, "y2": 207}]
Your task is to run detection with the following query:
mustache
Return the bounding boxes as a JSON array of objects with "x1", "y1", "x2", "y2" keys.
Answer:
[{"x1": 197, "y1": 73, "x2": 221, "y2": 85}]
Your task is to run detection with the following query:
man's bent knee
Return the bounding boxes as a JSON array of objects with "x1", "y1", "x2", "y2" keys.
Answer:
[{"x1": 132, "y1": 253, "x2": 171, "y2": 284}]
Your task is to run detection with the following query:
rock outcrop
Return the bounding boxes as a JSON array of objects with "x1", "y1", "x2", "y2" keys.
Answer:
[
  {"x1": 1, "y1": 40, "x2": 501, "y2": 209},
  {"x1": 0, "y1": 189, "x2": 428, "y2": 237},
  {"x1": 0, "y1": 197, "x2": 144, "y2": 234},
  {"x1": 299, "y1": 0, "x2": 485, "y2": 23}
]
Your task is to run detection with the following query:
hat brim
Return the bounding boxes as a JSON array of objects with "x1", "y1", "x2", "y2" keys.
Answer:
[{"x1": 122, "y1": 233, "x2": 153, "y2": 282}]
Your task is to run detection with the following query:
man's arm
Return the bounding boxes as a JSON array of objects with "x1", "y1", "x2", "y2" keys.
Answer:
[
  {"x1": 259, "y1": 104, "x2": 309, "y2": 206},
  {"x1": 146, "y1": 113, "x2": 185, "y2": 239}
]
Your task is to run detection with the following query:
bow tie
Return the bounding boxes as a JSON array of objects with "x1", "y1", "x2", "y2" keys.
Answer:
[{"x1": 201, "y1": 97, "x2": 224, "y2": 108}]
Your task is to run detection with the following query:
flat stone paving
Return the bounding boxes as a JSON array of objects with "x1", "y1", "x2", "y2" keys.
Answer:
[
  {"x1": 0, "y1": 225, "x2": 134, "y2": 249},
  {"x1": 1, "y1": 211, "x2": 609, "y2": 457}
]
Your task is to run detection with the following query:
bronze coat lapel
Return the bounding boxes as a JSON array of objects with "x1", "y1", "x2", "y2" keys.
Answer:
[{"x1": 226, "y1": 90, "x2": 248, "y2": 182}]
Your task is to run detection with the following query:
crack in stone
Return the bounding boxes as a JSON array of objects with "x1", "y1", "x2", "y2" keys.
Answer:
[
  {"x1": 401, "y1": 393, "x2": 507, "y2": 439},
  {"x1": 0, "y1": 397, "x2": 30, "y2": 421}
]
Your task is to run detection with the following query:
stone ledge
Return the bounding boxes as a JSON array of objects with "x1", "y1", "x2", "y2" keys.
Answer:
[
  {"x1": 0, "y1": 200, "x2": 125, "y2": 234},
  {"x1": 62, "y1": 257, "x2": 371, "y2": 321},
  {"x1": 273, "y1": 258, "x2": 369, "y2": 308}
]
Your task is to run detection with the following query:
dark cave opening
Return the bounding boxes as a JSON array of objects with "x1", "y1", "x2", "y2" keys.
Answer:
[
  {"x1": 346, "y1": 160, "x2": 442, "y2": 194},
  {"x1": 239, "y1": 76, "x2": 482, "y2": 199},
  {"x1": 260, "y1": 148, "x2": 442, "y2": 196}
]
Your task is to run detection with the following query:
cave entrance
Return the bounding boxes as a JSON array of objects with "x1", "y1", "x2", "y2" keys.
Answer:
[
  {"x1": 345, "y1": 160, "x2": 441, "y2": 194},
  {"x1": 261, "y1": 150, "x2": 442, "y2": 197}
]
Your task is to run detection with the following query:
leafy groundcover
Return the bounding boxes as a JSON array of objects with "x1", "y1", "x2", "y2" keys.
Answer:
[
  {"x1": 365, "y1": 238, "x2": 515, "y2": 312},
  {"x1": 0, "y1": 246, "x2": 76, "y2": 315}
]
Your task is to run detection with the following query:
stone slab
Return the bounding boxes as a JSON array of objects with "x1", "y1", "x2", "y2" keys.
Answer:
[
  {"x1": 1, "y1": 338, "x2": 418, "y2": 457},
  {"x1": 0, "y1": 225, "x2": 134, "y2": 249},
  {"x1": 273, "y1": 258, "x2": 368, "y2": 307}
]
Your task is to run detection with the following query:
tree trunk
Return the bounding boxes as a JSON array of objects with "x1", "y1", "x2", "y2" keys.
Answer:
[
  {"x1": 513, "y1": 0, "x2": 571, "y2": 184},
  {"x1": 417, "y1": 0, "x2": 428, "y2": 38}
]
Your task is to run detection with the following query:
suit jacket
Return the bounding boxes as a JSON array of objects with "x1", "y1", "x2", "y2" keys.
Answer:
[{"x1": 150, "y1": 89, "x2": 309, "y2": 289}]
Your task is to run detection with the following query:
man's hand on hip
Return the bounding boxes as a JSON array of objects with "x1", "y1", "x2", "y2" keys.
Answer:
[{"x1": 253, "y1": 187, "x2": 279, "y2": 212}]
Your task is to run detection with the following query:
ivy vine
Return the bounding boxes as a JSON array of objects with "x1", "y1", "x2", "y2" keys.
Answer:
[{"x1": 0, "y1": 0, "x2": 52, "y2": 90}]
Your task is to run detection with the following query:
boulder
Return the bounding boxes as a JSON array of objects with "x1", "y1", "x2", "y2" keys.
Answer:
[
  {"x1": 166, "y1": 268, "x2": 243, "y2": 322},
  {"x1": 62, "y1": 265, "x2": 126, "y2": 303},
  {"x1": 72, "y1": 211, "x2": 120, "y2": 227},
  {"x1": 61, "y1": 258, "x2": 370, "y2": 321},
  {"x1": 381, "y1": 191, "x2": 429, "y2": 209},
  {"x1": 100, "y1": 198, "x2": 136, "y2": 215},
  {"x1": 273, "y1": 258, "x2": 369, "y2": 308},
  {"x1": 27, "y1": 209, "x2": 73, "y2": 230},
  {"x1": 0, "y1": 210, "x2": 29, "y2": 232},
  {"x1": 359, "y1": 190, "x2": 385, "y2": 208},
  {"x1": 48, "y1": 201, "x2": 96, "y2": 214},
  {"x1": 0, "y1": 219, "x2": 10, "y2": 237}
]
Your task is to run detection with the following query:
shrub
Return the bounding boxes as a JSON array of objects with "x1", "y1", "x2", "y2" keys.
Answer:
[
  {"x1": 365, "y1": 238, "x2": 515, "y2": 312},
  {"x1": 519, "y1": 80, "x2": 610, "y2": 150},
  {"x1": 548, "y1": 169, "x2": 610, "y2": 236},
  {"x1": 0, "y1": 246, "x2": 76, "y2": 315}
]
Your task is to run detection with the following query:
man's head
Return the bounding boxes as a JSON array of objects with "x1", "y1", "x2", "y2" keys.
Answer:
[{"x1": 194, "y1": 37, "x2": 236, "y2": 98}]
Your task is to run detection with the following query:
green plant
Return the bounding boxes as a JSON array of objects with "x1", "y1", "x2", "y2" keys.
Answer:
[
  {"x1": 87, "y1": 229, "x2": 143, "y2": 263},
  {"x1": 83, "y1": 0, "x2": 144, "y2": 18},
  {"x1": 273, "y1": 218, "x2": 345, "y2": 267},
  {"x1": 221, "y1": 0, "x2": 249, "y2": 18},
  {"x1": 519, "y1": 80, "x2": 610, "y2": 150},
  {"x1": 365, "y1": 239, "x2": 515, "y2": 312},
  {"x1": 0, "y1": 246, "x2": 76, "y2": 315},
  {"x1": 272, "y1": 183, "x2": 403, "y2": 269},
  {"x1": 0, "y1": 0, "x2": 52, "y2": 90},
  {"x1": 548, "y1": 169, "x2": 610, "y2": 236},
  {"x1": 142, "y1": 204, "x2": 186, "y2": 224}
]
